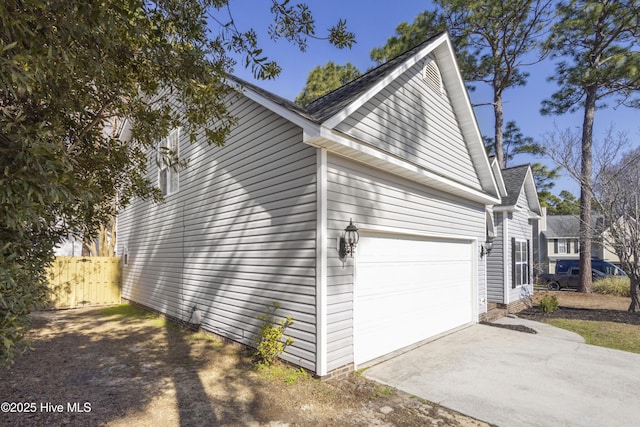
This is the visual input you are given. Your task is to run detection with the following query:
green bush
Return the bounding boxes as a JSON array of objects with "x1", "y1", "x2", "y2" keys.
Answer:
[
  {"x1": 593, "y1": 277, "x2": 631, "y2": 297},
  {"x1": 539, "y1": 295, "x2": 559, "y2": 314},
  {"x1": 1, "y1": 250, "x2": 52, "y2": 367},
  {"x1": 253, "y1": 302, "x2": 294, "y2": 366}
]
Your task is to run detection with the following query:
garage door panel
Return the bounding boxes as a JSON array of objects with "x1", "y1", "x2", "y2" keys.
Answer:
[
  {"x1": 359, "y1": 239, "x2": 471, "y2": 261},
  {"x1": 357, "y1": 261, "x2": 470, "y2": 291},
  {"x1": 355, "y1": 234, "x2": 474, "y2": 365}
]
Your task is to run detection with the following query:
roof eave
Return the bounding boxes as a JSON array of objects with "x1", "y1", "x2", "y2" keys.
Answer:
[
  {"x1": 493, "y1": 205, "x2": 520, "y2": 213},
  {"x1": 491, "y1": 158, "x2": 509, "y2": 197},
  {"x1": 225, "y1": 77, "x2": 320, "y2": 133},
  {"x1": 523, "y1": 168, "x2": 542, "y2": 215},
  {"x1": 306, "y1": 128, "x2": 500, "y2": 205}
]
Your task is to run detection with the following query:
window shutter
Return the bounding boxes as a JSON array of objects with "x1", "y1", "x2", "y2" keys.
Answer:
[
  {"x1": 512, "y1": 237, "x2": 516, "y2": 289},
  {"x1": 527, "y1": 239, "x2": 531, "y2": 285},
  {"x1": 554, "y1": 239, "x2": 558, "y2": 253},
  {"x1": 567, "y1": 240, "x2": 571, "y2": 253}
]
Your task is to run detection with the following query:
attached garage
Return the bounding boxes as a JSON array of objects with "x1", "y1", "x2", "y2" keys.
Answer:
[
  {"x1": 354, "y1": 233, "x2": 475, "y2": 365},
  {"x1": 118, "y1": 33, "x2": 502, "y2": 378}
]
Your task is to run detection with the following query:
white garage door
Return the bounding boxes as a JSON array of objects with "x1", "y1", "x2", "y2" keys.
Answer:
[{"x1": 354, "y1": 234, "x2": 474, "y2": 365}]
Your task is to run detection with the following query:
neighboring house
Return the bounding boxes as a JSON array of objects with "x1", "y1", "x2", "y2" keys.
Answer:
[
  {"x1": 54, "y1": 236, "x2": 83, "y2": 256},
  {"x1": 538, "y1": 213, "x2": 619, "y2": 274},
  {"x1": 486, "y1": 161, "x2": 542, "y2": 313},
  {"x1": 117, "y1": 32, "x2": 502, "y2": 378}
]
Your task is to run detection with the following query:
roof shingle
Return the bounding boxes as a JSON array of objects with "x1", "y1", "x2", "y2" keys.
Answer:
[
  {"x1": 228, "y1": 32, "x2": 445, "y2": 124},
  {"x1": 544, "y1": 215, "x2": 605, "y2": 238},
  {"x1": 499, "y1": 164, "x2": 530, "y2": 207},
  {"x1": 304, "y1": 33, "x2": 443, "y2": 122}
]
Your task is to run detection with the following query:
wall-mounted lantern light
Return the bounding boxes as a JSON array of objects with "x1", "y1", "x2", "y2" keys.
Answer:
[
  {"x1": 339, "y1": 219, "x2": 360, "y2": 258},
  {"x1": 481, "y1": 210, "x2": 495, "y2": 258},
  {"x1": 480, "y1": 240, "x2": 493, "y2": 258}
]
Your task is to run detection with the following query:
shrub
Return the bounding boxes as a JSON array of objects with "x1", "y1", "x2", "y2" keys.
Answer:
[
  {"x1": 539, "y1": 295, "x2": 559, "y2": 314},
  {"x1": 1, "y1": 256, "x2": 50, "y2": 367},
  {"x1": 253, "y1": 302, "x2": 294, "y2": 366},
  {"x1": 593, "y1": 277, "x2": 631, "y2": 297}
]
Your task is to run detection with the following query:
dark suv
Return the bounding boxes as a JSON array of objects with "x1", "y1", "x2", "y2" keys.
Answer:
[{"x1": 555, "y1": 258, "x2": 626, "y2": 276}]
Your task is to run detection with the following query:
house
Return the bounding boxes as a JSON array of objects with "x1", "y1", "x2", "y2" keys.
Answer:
[
  {"x1": 538, "y1": 213, "x2": 620, "y2": 274},
  {"x1": 117, "y1": 32, "x2": 503, "y2": 378},
  {"x1": 486, "y1": 162, "x2": 541, "y2": 314},
  {"x1": 54, "y1": 236, "x2": 83, "y2": 256}
]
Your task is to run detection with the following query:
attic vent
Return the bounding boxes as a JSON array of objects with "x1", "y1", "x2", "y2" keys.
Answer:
[{"x1": 422, "y1": 59, "x2": 443, "y2": 94}]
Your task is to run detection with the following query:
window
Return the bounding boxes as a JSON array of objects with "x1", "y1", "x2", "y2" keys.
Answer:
[
  {"x1": 158, "y1": 128, "x2": 180, "y2": 196},
  {"x1": 512, "y1": 238, "x2": 530, "y2": 288},
  {"x1": 556, "y1": 239, "x2": 567, "y2": 254}
]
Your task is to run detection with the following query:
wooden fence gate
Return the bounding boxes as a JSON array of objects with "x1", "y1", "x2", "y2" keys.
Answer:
[{"x1": 46, "y1": 257, "x2": 121, "y2": 309}]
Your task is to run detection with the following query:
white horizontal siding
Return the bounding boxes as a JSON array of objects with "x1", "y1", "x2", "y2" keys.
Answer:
[
  {"x1": 335, "y1": 59, "x2": 481, "y2": 191},
  {"x1": 508, "y1": 190, "x2": 534, "y2": 303},
  {"x1": 487, "y1": 212, "x2": 505, "y2": 303},
  {"x1": 325, "y1": 154, "x2": 486, "y2": 372},
  {"x1": 117, "y1": 94, "x2": 318, "y2": 370}
]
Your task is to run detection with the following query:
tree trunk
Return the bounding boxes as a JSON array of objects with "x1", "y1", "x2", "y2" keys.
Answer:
[
  {"x1": 102, "y1": 217, "x2": 116, "y2": 257},
  {"x1": 578, "y1": 86, "x2": 596, "y2": 293},
  {"x1": 630, "y1": 280, "x2": 640, "y2": 312},
  {"x1": 83, "y1": 239, "x2": 98, "y2": 257},
  {"x1": 494, "y1": 88, "x2": 505, "y2": 168}
]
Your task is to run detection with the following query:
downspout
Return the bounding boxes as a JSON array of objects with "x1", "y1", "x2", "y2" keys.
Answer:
[
  {"x1": 503, "y1": 214, "x2": 509, "y2": 305},
  {"x1": 315, "y1": 147, "x2": 328, "y2": 376}
]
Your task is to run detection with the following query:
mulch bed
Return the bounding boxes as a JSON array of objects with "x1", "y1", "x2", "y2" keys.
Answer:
[{"x1": 518, "y1": 306, "x2": 640, "y2": 325}]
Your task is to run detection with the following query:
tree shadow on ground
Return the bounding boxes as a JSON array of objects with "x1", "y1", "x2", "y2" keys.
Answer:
[
  {"x1": 0, "y1": 306, "x2": 265, "y2": 426},
  {"x1": 0, "y1": 305, "x2": 489, "y2": 426}
]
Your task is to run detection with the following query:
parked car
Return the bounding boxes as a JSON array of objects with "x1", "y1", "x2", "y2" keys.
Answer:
[
  {"x1": 540, "y1": 268, "x2": 607, "y2": 291},
  {"x1": 555, "y1": 258, "x2": 626, "y2": 276}
]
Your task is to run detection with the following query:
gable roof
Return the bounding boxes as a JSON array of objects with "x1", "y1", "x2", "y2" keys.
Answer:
[
  {"x1": 227, "y1": 32, "x2": 501, "y2": 205},
  {"x1": 501, "y1": 165, "x2": 530, "y2": 207},
  {"x1": 305, "y1": 34, "x2": 442, "y2": 123},
  {"x1": 228, "y1": 33, "x2": 445, "y2": 126},
  {"x1": 545, "y1": 215, "x2": 580, "y2": 238},
  {"x1": 544, "y1": 214, "x2": 605, "y2": 238},
  {"x1": 496, "y1": 164, "x2": 542, "y2": 215}
]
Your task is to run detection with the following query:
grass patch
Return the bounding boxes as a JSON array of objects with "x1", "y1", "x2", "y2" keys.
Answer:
[
  {"x1": 411, "y1": 395, "x2": 430, "y2": 404},
  {"x1": 371, "y1": 384, "x2": 395, "y2": 399},
  {"x1": 547, "y1": 318, "x2": 640, "y2": 354},
  {"x1": 593, "y1": 277, "x2": 631, "y2": 297},
  {"x1": 187, "y1": 331, "x2": 221, "y2": 342},
  {"x1": 256, "y1": 362, "x2": 311, "y2": 385},
  {"x1": 100, "y1": 304, "x2": 156, "y2": 319},
  {"x1": 100, "y1": 304, "x2": 172, "y2": 327},
  {"x1": 355, "y1": 367, "x2": 368, "y2": 376},
  {"x1": 186, "y1": 332, "x2": 225, "y2": 351}
]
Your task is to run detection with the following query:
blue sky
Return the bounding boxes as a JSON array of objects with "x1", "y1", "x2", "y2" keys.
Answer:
[{"x1": 227, "y1": 1, "x2": 640, "y2": 196}]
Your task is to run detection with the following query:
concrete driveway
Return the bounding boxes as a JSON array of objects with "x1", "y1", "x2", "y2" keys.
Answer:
[{"x1": 364, "y1": 318, "x2": 640, "y2": 427}]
